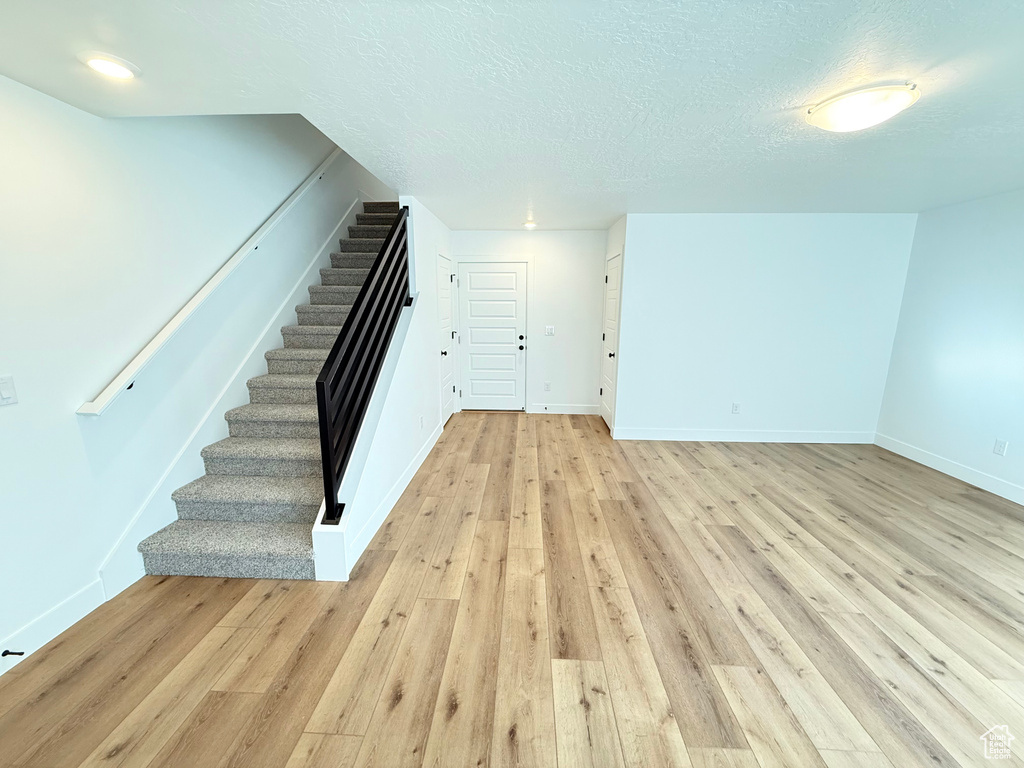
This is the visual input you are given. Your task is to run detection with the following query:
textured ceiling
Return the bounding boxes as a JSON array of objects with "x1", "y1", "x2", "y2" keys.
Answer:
[{"x1": 2, "y1": 1, "x2": 1024, "y2": 229}]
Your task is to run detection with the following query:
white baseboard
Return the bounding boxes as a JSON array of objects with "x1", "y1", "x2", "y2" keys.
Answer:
[
  {"x1": 528, "y1": 403, "x2": 602, "y2": 415},
  {"x1": 874, "y1": 433, "x2": 1024, "y2": 507},
  {"x1": 0, "y1": 579, "x2": 104, "y2": 678},
  {"x1": 611, "y1": 427, "x2": 876, "y2": 443}
]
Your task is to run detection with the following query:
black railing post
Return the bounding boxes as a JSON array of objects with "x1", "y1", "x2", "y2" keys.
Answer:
[{"x1": 316, "y1": 207, "x2": 411, "y2": 525}]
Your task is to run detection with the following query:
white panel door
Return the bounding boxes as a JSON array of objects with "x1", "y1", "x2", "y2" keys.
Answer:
[
  {"x1": 438, "y1": 254, "x2": 456, "y2": 423},
  {"x1": 600, "y1": 253, "x2": 622, "y2": 426},
  {"x1": 457, "y1": 262, "x2": 527, "y2": 411}
]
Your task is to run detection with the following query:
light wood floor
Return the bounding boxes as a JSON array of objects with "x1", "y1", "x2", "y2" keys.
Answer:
[{"x1": 3, "y1": 412, "x2": 1024, "y2": 768}]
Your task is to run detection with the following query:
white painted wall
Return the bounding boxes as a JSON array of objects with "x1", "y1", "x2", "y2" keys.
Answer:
[
  {"x1": 877, "y1": 189, "x2": 1024, "y2": 505},
  {"x1": 0, "y1": 73, "x2": 394, "y2": 669},
  {"x1": 614, "y1": 213, "x2": 917, "y2": 441},
  {"x1": 451, "y1": 231, "x2": 606, "y2": 414}
]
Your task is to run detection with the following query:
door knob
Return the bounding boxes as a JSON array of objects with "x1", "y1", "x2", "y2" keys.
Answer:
[
  {"x1": 519, "y1": 345, "x2": 525, "y2": 350},
  {"x1": 441, "y1": 350, "x2": 447, "y2": 356},
  {"x1": 519, "y1": 335, "x2": 524, "y2": 340},
  {"x1": 608, "y1": 352, "x2": 615, "y2": 358}
]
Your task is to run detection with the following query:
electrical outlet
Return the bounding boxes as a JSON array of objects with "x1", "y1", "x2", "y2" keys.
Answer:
[
  {"x1": 731, "y1": 402, "x2": 741, "y2": 415},
  {"x1": 0, "y1": 375, "x2": 17, "y2": 405},
  {"x1": 994, "y1": 439, "x2": 1009, "y2": 457},
  {"x1": 544, "y1": 381, "x2": 551, "y2": 392},
  {"x1": 545, "y1": 326, "x2": 555, "y2": 336}
]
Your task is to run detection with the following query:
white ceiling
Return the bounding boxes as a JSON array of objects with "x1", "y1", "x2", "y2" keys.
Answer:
[{"x1": 3, "y1": 1, "x2": 1024, "y2": 229}]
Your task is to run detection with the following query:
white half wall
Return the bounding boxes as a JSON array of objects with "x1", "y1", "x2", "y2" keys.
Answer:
[
  {"x1": 0, "y1": 73, "x2": 392, "y2": 671},
  {"x1": 878, "y1": 188, "x2": 1024, "y2": 506},
  {"x1": 614, "y1": 213, "x2": 917, "y2": 441},
  {"x1": 313, "y1": 195, "x2": 450, "y2": 579},
  {"x1": 451, "y1": 230, "x2": 606, "y2": 414}
]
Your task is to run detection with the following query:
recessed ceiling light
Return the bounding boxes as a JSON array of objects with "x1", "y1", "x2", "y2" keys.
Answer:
[
  {"x1": 806, "y1": 83, "x2": 919, "y2": 133},
  {"x1": 523, "y1": 220, "x2": 537, "y2": 230},
  {"x1": 79, "y1": 52, "x2": 139, "y2": 80}
]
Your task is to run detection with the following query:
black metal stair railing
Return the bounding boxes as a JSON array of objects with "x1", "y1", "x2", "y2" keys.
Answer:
[{"x1": 316, "y1": 206, "x2": 412, "y2": 524}]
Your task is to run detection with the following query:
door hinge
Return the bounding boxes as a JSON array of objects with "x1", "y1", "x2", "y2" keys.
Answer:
[
  {"x1": 459, "y1": 389, "x2": 462, "y2": 397},
  {"x1": 452, "y1": 330, "x2": 456, "y2": 339},
  {"x1": 600, "y1": 387, "x2": 603, "y2": 395},
  {"x1": 602, "y1": 332, "x2": 605, "y2": 341},
  {"x1": 450, "y1": 274, "x2": 454, "y2": 282},
  {"x1": 453, "y1": 385, "x2": 456, "y2": 393},
  {"x1": 605, "y1": 275, "x2": 608, "y2": 283}
]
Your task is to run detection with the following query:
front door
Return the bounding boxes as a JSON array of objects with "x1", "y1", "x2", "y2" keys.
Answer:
[
  {"x1": 600, "y1": 253, "x2": 622, "y2": 426},
  {"x1": 438, "y1": 254, "x2": 456, "y2": 423},
  {"x1": 457, "y1": 261, "x2": 527, "y2": 411}
]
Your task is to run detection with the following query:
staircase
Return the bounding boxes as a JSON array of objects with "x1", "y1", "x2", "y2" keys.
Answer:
[{"x1": 137, "y1": 201, "x2": 400, "y2": 580}]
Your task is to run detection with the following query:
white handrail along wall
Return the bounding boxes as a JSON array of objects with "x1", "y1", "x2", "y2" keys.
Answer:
[{"x1": 77, "y1": 148, "x2": 344, "y2": 416}]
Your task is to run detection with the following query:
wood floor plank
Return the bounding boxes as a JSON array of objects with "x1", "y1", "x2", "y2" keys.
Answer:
[
  {"x1": 589, "y1": 586, "x2": 690, "y2": 767},
  {"x1": 285, "y1": 734, "x2": 362, "y2": 768},
  {"x1": 422, "y1": 521, "x2": 509, "y2": 767},
  {"x1": 818, "y1": 751, "x2": 896, "y2": 768},
  {"x1": 686, "y1": 749, "x2": 759, "y2": 768},
  {"x1": 540, "y1": 479, "x2": 603, "y2": 661},
  {"x1": 822, "y1": 611, "x2": 1024, "y2": 768},
  {"x1": 558, "y1": 428, "x2": 629, "y2": 589},
  {"x1": 147, "y1": 691, "x2": 262, "y2": 768},
  {"x1": 355, "y1": 598, "x2": 459, "y2": 768},
  {"x1": 491, "y1": 548, "x2": 557, "y2": 768},
  {"x1": 600, "y1": 496, "x2": 750, "y2": 749},
  {"x1": 218, "y1": 550, "x2": 395, "y2": 768},
  {"x1": 214, "y1": 581, "x2": 336, "y2": 693},
  {"x1": 480, "y1": 412, "x2": 519, "y2": 521},
  {"x1": 0, "y1": 575, "x2": 183, "y2": 722},
  {"x1": 678, "y1": 522, "x2": 878, "y2": 752},
  {"x1": 217, "y1": 579, "x2": 296, "y2": 629},
  {"x1": 78, "y1": 625, "x2": 254, "y2": 768},
  {"x1": 712, "y1": 665, "x2": 827, "y2": 768},
  {"x1": 306, "y1": 497, "x2": 451, "y2": 735},
  {"x1": 3, "y1": 577, "x2": 253, "y2": 768},
  {"x1": 509, "y1": 414, "x2": 543, "y2": 549},
  {"x1": 709, "y1": 524, "x2": 961, "y2": 768},
  {"x1": 420, "y1": 464, "x2": 489, "y2": 599},
  {"x1": 551, "y1": 659, "x2": 626, "y2": 768}
]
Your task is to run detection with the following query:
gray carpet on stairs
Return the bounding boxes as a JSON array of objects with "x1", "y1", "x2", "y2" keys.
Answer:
[{"x1": 138, "y1": 201, "x2": 399, "y2": 580}]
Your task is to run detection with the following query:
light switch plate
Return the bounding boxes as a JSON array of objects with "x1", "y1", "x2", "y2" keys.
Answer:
[
  {"x1": 0, "y1": 375, "x2": 17, "y2": 405},
  {"x1": 994, "y1": 439, "x2": 1009, "y2": 457},
  {"x1": 545, "y1": 326, "x2": 555, "y2": 336}
]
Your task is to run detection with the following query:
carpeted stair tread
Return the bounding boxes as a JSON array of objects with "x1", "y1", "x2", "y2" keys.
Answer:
[
  {"x1": 320, "y1": 267, "x2": 371, "y2": 285},
  {"x1": 337, "y1": 238, "x2": 385, "y2": 253},
  {"x1": 356, "y1": 213, "x2": 398, "y2": 225},
  {"x1": 331, "y1": 253, "x2": 376, "y2": 269},
  {"x1": 173, "y1": 474, "x2": 322, "y2": 505},
  {"x1": 363, "y1": 201, "x2": 400, "y2": 213},
  {"x1": 203, "y1": 437, "x2": 320, "y2": 461},
  {"x1": 296, "y1": 304, "x2": 352, "y2": 326},
  {"x1": 309, "y1": 285, "x2": 361, "y2": 305},
  {"x1": 282, "y1": 325, "x2": 343, "y2": 349},
  {"x1": 247, "y1": 374, "x2": 317, "y2": 404},
  {"x1": 226, "y1": 403, "x2": 318, "y2": 423},
  {"x1": 348, "y1": 224, "x2": 392, "y2": 238},
  {"x1": 265, "y1": 347, "x2": 329, "y2": 375},
  {"x1": 138, "y1": 520, "x2": 314, "y2": 580}
]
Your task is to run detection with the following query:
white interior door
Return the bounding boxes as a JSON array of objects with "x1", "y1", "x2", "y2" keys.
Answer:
[
  {"x1": 438, "y1": 254, "x2": 456, "y2": 423},
  {"x1": 600, "y1": 253, "x2": 622, "y2": 426},
  {"x1": 457, "y1": 261, "x2": 527, "y2": 411}
]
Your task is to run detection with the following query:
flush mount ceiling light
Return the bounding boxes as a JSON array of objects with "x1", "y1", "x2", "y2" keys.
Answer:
[
  {"x1": 805, "y1": 83, "x2": 920, "y2": 132},
  {"x1": 523, "y1": 220, "x2": 537, "y2": 230},
  {"x1": 79, "y1": 51, "x2": 139, "y2": 80}
]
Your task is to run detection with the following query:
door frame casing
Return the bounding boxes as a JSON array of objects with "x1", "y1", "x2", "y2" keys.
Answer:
[{"x1": 600, "y1": 250, "x2": 624, "y2": 431}]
